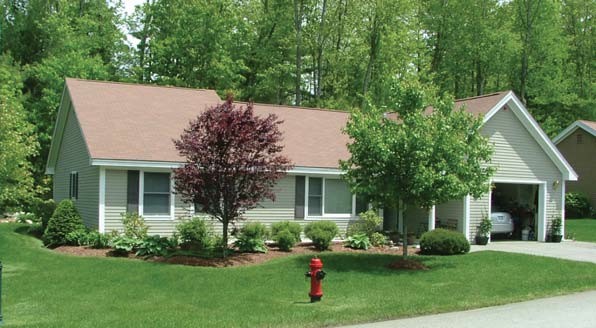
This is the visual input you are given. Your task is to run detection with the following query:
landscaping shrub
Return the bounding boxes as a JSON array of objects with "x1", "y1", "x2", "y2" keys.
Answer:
[
  {"x1": 110, "y1": 235, "x2": 141, "y2": 256},
  {"x1": 274, "y1": 229, "x2": 297, "y2": 251},
  {"x1": 234, "y1": 222, "x2": 268, "y2": 253},
  {"x1": 271, "y1": 221, "x2": 302, "y2": 241},
  {"x1": 27, "y1": 224, "x2": 44, "y2": 239},
  {"x1": 369, "y1": 232, "x2": 387, "y2": 247},
  {"x1": 87, "y1": 231, "x2": 112, "y2": 249},
  {"x1": 175, "y1": 217, "x2": 213, "y2": 250},
  {"x1": 65, "y1": 229, "x2": 91, "y2": 246},
  {"x1": 43, "y1": 199, "x2": 86, "y2": 247},
  {"x1": 17, "y1": 212, "x2": 37, "y2": 224},
  {"x1": 347, "y1": 210, "x2": 382, "y2": 238},
  {"x1": 304, "y1": 221, "x2": 339, "y2": 251},
  {"x1": 136, "y1": 235, "x2": 177, "y2": 257},
  {"x1": 420, "y1": 229, "x2": 470, "y2": 255},
  {"x1": 121, "y1": 212, "x2": 148, "y2": 239},
  {"x1": 565, "y1": 192, "x2": 593, "y2": 218},
  {"x1": 346, "y1": 233, "x2": 371, "y2": 250}
]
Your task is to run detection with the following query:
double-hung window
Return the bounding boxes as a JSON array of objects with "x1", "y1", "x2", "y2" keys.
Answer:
[
  {"x1": 143, "y1": 172, "x2": 171, "y2": 216},
  {"x1": 307, "y1": 177, "x2": 355, "y2": 217}
]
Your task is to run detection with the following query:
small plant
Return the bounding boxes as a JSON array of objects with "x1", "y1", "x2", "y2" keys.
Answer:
[
  {"x1": 420, "y1": 229, "x2": 470, "y2": 255},
  {"x1": 369, "y1": 232, "x2": 387, "y2": 247},
  {"x1": 550, "y1": 216, "x2": 563, "y2": 242},
  {"x1": 274, "y1": 229, "x2": 297, "y2": 251},
  {"x1": 136, "y1": 235, "x2": 176, "y2": 257},
  {"x1": 43, "y1": 199, "x2": 86, "y2": 247},
  {"x1": 87, "y1": 231, "x2": 112, "y2": 249},
  {"x1": 271, "y1": 221, "x2": 302, "y2": 241},
  {"x1": 478, "y1": 216, "x2": 492, "y2": 237},
  {"x1": 304, "y1": 221, "x2": 339, "y2": 251},
  {"x1": 65, "y1": 229, "x2": 91, "y2": 246},
  {"x1": 17, "y1": 212, "x2": 38, "y2": 224},
  {"x1": 110, "y1": 235, "x2": 141, "y2": 256},
  {"x1": 347, "y1": 210, "x2": 382, "y2": 237},
  {"x1": 175, "y1": 217, "x2": 214, "y2": 250},
  {"x1": 346, "y1": 233, "x2": 371, "y2": 250},
  {"x1": 121, "y1": 212, "x2": 148, "y2": 240},
  {"x1": 233, "y1": 222, "x2": 268, "y2": 253}
]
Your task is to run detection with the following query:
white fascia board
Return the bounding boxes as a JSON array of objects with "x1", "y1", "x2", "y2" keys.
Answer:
[
  {"x1": 483, "y1": 92, "x2": 578, "y2": 181},
  {"x1": 90, "y1": 160, "x2": 344, "y2": 176},
  {"x1": 90, "y1": 159, "x2": 183, "y2": 169},
  {"x1": 553, "y1": 121, "x2": 596, "y2": 144},
  {"x1": 45, "y1": 87, "x2": 69, "y2": 175}
]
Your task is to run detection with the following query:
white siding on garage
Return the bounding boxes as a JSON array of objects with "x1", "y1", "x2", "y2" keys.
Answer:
[
  {"x1": 53, "y1": 100, "x2": 99, "y2": 229},
  {"x1": 468, "y1": 106, "x2": 564, "y2": 240}
]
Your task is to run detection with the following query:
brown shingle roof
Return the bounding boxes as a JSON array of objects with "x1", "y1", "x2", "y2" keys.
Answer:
[
  {"x1": 66, "y1": 79, "x2": 510, "y2": 169},
  {"x1": 66, "y1": 78, "x2": 350, "y2": 168}
]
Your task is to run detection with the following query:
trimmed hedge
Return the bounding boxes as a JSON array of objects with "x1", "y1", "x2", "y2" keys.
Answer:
[
  {"x1": 304, "y1": 221, "x2": 338, "y2": 251},
  {"x1": 565, "y1": 192, "x2": 593, "y2": 218},
  {"x1": 420, "y1": 229, "x2": 470, "y2": 255},
  {"x1": 43, "y1": 199, "x2": 85, "y2": 247}
]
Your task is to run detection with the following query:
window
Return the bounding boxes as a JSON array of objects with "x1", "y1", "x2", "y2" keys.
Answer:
[
  {"x1": 69, "y1": 172, "x2": 79, "y2": 200},
  {"x1": 143, "y1": 172, "x2": 171, "y2": 216},
  {"x1": 308, "y1": 177, "x2": 323, "y2": 216},
  {"x1": 306, "y1": 177, "x2": 356, "y2": 217},
  {"x1": 577, "y1": 133, "x2": 583, "y2": 144},
  {"x1": 324, "y1": 179, "x2": 352, "y2": 214}
]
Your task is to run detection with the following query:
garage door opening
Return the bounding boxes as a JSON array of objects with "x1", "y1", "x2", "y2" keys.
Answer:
[{"x1": 491, "y1": 183, "x2": 540, "y2": 241}]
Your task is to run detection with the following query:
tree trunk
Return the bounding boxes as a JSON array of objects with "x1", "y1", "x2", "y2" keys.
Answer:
[
  {"x1": 315, "y1": 0, "x2": 328, "y2": 104},
  {"x1": 222, "y1": 219, "x2": 229, "y2": 258},
  {"x1": 363, "y1": 10, "x2": 380, "y2": 100},
  {"x1": 293, "y1": 0, "x2": 304, "y2": 106},
  {"x1": 400, "y1": 199, "x2": 408, "y2": 257}
]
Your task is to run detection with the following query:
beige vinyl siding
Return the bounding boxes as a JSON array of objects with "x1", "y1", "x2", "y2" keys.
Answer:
[
  {"x1": 104, "y1": 169, "x2": 192, "y2": 235},
  {"x1": 53, "y1": 101, "x2": 99, "y2": 228},
  {"x1": 556, "y1": 129, "x2": 596, "y2": 207},
  {"x1": 436, "y1": 199, "x2": 464, "y2": 232},
  {"x1": 469, "y1": 106, "x2": 564, "y2": 239}
]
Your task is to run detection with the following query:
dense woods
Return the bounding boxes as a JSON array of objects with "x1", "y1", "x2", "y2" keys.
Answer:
[{"x1": 0, "y1": 0, "x2": 594, "y2": 211}]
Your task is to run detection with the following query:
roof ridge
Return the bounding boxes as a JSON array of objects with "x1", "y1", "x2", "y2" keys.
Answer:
[
  {"x1": 454, "y1": 91, "x2": 510, "y2": 102},
  {"x1": 66, "y1": 77, "x2": 216, "y2": 93},
  {"x1": 234, "y1": 101, "x2": 350, "y2": 114}
]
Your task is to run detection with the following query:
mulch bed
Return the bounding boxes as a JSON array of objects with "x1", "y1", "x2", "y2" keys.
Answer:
[{"x1": 53, "y1": 242, "x2": 421, "y2": 268}]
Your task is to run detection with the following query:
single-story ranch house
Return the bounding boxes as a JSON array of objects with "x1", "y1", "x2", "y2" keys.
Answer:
[
  {"x1": 46, "y1": 79, "x2": 577, "y2": 243},
  {"x1": 553, "y1": 120, "x2": 596, "y2": 208}
]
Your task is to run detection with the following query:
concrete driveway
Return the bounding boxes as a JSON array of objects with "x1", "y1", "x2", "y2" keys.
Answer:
[
  {"x1": 340, "y1": 290, "x2": 596, "y2": 328},
  {"x1": 470, "y1": 240, "x2": 596, "y2": 264}
]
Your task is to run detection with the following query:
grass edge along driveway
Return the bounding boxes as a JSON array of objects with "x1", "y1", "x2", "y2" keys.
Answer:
[{"x1": 1, "y1": 223, "x2": 596, "y2": 328}]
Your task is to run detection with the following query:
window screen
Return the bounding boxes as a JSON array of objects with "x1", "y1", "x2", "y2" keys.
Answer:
[
  {"x1": 324, "y1": 179, "x2": 352, "y2": 214},
  {"x1": 308, "y1": 177, "x2": 323, "y2": 216},
  {"x1": 143, "y1": 172, "x2": 170, "y2": 215}
]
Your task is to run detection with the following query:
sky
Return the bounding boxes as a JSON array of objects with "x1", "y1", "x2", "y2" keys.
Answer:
[{"x1": 121, "y1": 0, "x2": 146, "y2": 46}]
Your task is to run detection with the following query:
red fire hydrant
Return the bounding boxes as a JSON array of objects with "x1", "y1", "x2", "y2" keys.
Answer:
[{"x1": 305, "y1": 257, "x2": 326, "y2": 302}]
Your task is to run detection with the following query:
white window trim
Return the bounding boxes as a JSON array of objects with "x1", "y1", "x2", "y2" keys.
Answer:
[
  {"x1": 304, "y1": 176, "x2": 358, "y2": 220},
  {"x1": 138, "y1": 170, "x2": 175, "y2": 220}
]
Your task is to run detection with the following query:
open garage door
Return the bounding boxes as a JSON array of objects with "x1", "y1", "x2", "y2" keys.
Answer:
[{"x1": 490, "y1": 182, "x2": 546, "y2": 241}]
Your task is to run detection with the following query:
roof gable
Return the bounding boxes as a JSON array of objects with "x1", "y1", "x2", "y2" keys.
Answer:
[{"x1": 553, "y1": 120, "x2": 596, "y2": 144}]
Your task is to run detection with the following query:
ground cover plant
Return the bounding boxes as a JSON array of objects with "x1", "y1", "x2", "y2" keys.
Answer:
[
  {"x1": 566, "y1": 219, "x2": 596, "y2": 242},
  {"x1": 3, "y1": 223, "x2": 596, "y2": 328}
]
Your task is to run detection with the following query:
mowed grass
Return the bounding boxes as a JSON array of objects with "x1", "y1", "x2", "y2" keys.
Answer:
[
  {"x1": 566, "y1": 218, "x2": 596, "y2": 242},
  {"x1": 2, "y1": 224, "x2": 596, "y2": 328}
]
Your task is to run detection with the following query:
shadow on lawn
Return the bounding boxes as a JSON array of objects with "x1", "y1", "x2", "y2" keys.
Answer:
[{"x1": 283, "y1": 252, "x2": 456, "y2": 275}]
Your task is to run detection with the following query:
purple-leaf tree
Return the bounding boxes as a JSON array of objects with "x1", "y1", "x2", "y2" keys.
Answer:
[{"x1": 173, "y1": 97, "x2": 293, "y2": 257}]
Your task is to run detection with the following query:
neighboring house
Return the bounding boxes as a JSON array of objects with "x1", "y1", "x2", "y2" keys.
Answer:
[
  {"x1": 46, "y1": 79, "x2": 577, "y2": 243},
  {"x1": 553, "y1": 120, "x2": 596, "y2": 208}
]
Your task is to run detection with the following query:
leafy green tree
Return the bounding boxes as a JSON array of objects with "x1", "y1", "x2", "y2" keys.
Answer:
[
  {"x1": 0, "y1": 55, "x2": 38, "y2": 213},
  {"x1": 341, "y1": 81, "x2": 494, "y2": 256}
]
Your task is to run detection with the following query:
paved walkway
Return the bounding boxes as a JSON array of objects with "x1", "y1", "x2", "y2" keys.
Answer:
[
  {"x1": 340, "y1": 290, "x2": 596, "y2": 328},
  {"x1": 470, "y1": 240, "x2": 596, "y2": 263}
]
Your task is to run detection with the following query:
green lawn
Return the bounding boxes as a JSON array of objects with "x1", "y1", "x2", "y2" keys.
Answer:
[
  {"x1": 1, "y1": 224, "x2": 596, "y2": 328},
  {"x1": 566, "y1": 218, "x2": 596, "y2": 242}
]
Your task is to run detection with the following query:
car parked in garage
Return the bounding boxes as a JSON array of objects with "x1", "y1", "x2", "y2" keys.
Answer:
[{"x1": 490, "y1": 212, "x2": 514, "y2": 235}]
